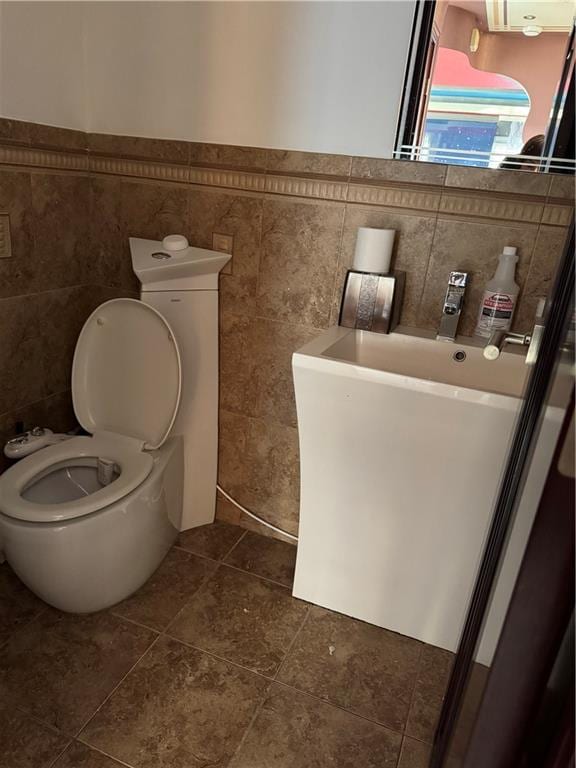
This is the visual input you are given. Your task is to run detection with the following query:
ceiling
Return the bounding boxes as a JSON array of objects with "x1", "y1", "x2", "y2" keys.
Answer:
[
  {"x1": 449, "y1": 0, "x2": 575, "y2": 32},
  {"x1": 486, "y1": 0, "x2": 575, "y2": 32}
]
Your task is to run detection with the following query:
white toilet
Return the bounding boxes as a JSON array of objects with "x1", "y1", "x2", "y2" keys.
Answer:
[{"x1": 0, "y1": 298, "x2": 184, "y2": 613}]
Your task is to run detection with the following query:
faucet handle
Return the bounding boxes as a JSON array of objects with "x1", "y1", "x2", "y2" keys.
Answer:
[{"x1": 449, "y1": 271, "x2": 468, "y2": 288}]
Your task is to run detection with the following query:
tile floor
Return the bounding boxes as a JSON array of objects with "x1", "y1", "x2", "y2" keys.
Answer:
[{"x1": 0, "y1": 521, "x2": 453, "y2": 768}]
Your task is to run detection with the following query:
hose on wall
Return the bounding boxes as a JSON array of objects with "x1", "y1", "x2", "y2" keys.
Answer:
[{"x1": 216, "y1": 484, "x2": 299, "y2": 542}]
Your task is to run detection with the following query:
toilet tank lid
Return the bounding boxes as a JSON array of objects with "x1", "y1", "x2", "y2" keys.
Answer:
[{"x1": 72, "y1": 299, "x2": 182, "y2": 450}]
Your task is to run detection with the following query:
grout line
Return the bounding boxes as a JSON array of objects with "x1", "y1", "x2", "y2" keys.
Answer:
[
  {"x1": 271, "y1": 677, "x2": 407, "y2": 738},
  {"x1": 73, "y1": 742, "x2": 136, "y2": 768},
  {"x1": 218, "y1": 560, "x2": 294, "y2": 591},
  {"x1": 401, "y1": 642, "x2": 425, "y2": 738},
  {"x1": 226, "y1": 677, "x2": 274, "y2": 766},
  {"x1": 106, "y1": 612, "x2": 163, "y2": 634},
  {"x1": 161, "y1": 631, "x2": 277, "y2": 682},
  {"x1": 12, "y1": 701, "x2": 71, "y2": 739},
  {"x1": 221, "y1": 528, "x2": 248, "y2": 561},
  {"x1": 272, "y1": 602, "x2": 311, "y2": 682},
  {"x1": 0, "y1": 603, "x2": 48, "y2": 653},
  {"x1": 45, "y1": 738, "x2": 75, "y2": 768},
  {"x1": 3, "y1": 530, "x2": 436, "y2": 766},
  {"x1": 75, "y1": 632, "x2": 163, "y2": 740}
]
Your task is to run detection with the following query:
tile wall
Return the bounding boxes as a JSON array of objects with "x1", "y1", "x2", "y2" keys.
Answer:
[{"x1": 0, "y1": 117, "x2": 572, "y2": 535}]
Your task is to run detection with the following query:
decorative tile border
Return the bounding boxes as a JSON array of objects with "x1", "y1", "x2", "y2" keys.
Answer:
[
  {"x1": 189, "y1": 166, "x2": 266, "y2": 193},
  {"x1": 0, "y1": 140, "x2": 571, "y2": 226},
  {"x1": 541, "y1": 204, "x2": 573, "y2": 227},
  {"x1": 90, "y1": 155, "x2": 189, "y2": 184},
  {"x1": 265, "y1": 174, "x2": 348, "y2": 201},
  {"x1": 439, "y1": 193, "x2": 544, "y2": 224},
  {"x1": 0, "y1": 144, "x2": 88, "y2": 172},
  {"x1": 348, "y1": 183, "x2": 440, "y2": 212}
]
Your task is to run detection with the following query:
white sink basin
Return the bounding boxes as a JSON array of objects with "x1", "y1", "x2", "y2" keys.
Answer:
[
  {"x1": 130, "y1": 237, "x2": 231, "y2": 291},
  {"x1": 303, "y1": 325, "x2": 528, "y2": 398},
  {"x1": 292, "y1": 326, "x2": 562, "y2": 661}
]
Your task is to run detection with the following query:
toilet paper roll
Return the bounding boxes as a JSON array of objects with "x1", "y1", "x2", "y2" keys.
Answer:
[{"x1": 353, "y1": 228, "x2": 395, "y2": 274}]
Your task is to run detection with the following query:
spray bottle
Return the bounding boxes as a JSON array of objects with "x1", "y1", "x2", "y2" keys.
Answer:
[{"x1": 475, "y1": 246, "x2": 520, "y2": 338}]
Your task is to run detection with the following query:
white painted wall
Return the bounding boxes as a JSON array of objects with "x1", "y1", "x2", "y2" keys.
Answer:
[
  {"x1": 0, "y1": 1, "x2": 416, "y2": 157},
  {"x1": 0, "y1": 2, "x2": 86, "y2": 130}
]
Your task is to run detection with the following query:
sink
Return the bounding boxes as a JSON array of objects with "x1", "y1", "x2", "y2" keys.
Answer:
[
  {"x1": 305, "y1": 325, "x2": 528, "y2": 397},
  {"x1": 130, "y1": 237, "x2": 231, "y2": 291},
  {"x1": 292, "y1": 325, "x2": 562, "y2": 661}
]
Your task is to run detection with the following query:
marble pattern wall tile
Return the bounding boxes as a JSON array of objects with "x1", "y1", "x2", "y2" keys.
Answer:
[
  {"x1": 189, "y1": 187, "x2": 263, "y2": 317},
  {"x1": 89, "y1": 133, "x2": 189, "y2": 165},
  {"x1": 90, "y1": 176, "x2": 138, "y2": 292},
  {"x1": 248, "y1": 318, "x2": 318, "y2": 427},
  {"x1": 333, "y1": 206, "x2": 437, "y2": 327},
  {"x1": 0, "y1": 117, "x2": 31, "y2": 145},
  {"x1": 351, "y1": 157, "x2": 446, "y2": 186},
  {"x1": 189, "y1": 142, "x2": 268, "y2": 171},
  {"x1": 219, "y1": 312, "x2": 257, "y2": 416},
  {"x1": 0, "y1": 170, "x2": 35, "y2": 298},
  {"x1": 548, "y1": 173, "x2": 575, "y2": 201},
  {"x1": 220, "y1": 314, "x2": 317, "y2": 426},
  {"x1": 267, "y1": 149, "x2": 352, "y2": 178},
  {"x1": 444, "y1": 164, "x2": 550, "y2": 197},
  {"x1": 417, "y1": 218, "x2": 539, "y2": 336},
  {"x1": 27, "y1": 123, "x2": 87, "y2": 153},
  {"x1": 219, "y1": 410, "x2": 300, "y2": 536},
  {"x1": 513, "y1": 225, "x2": 567, "y2": 333},
  {"x1": 258, "y1": 197, "x2": 344, "y2": 328},
  {"x1": 121, "y1": 179, "x2": 189, "y2": 243},
  {"x1": 0, "y1": 292, "x2": 50, "y2": 415},
  {"x1": 29, "y1": 173, "x2": 90, "y2": 291},
  {"x1": 0, "y1": 391, "x2": 75, "y2": 474}
]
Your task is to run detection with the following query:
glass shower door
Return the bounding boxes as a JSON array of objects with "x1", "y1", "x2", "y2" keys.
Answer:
[{"x1": 430, "y1": 221, "x2": 575, "y2": 768}]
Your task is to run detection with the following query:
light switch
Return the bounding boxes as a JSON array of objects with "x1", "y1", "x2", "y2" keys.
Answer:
[
  {"x1": 212, "y1": 232, "x2": 233, "y2": 274},
  {"x1": 0, "y1": 214, "x2": 12, "y2": 259}
]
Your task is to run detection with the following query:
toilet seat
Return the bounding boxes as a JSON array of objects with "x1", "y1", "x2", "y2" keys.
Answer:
[
  {"x1": 0, "y1": 434, "x2": 153, "y2": 523},
  {"x1": 0, "y1": 298, "x2": 182, "y2": 525}
]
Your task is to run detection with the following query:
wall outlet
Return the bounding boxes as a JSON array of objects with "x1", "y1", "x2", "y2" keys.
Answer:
[
  {"x1": 212, "y1": 232, "x2": 233, "y2": 274},
  {"x1": 0, "y1": 214, "x2": 12, "y2": 259}
]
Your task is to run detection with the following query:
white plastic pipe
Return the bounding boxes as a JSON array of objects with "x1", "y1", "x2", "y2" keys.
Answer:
[{"x1": 216, "y1": 484, "x2": 298, "y2": 542}]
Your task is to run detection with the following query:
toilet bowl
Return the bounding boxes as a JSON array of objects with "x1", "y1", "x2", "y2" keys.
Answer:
[{"x1": 0, "y1": 298, "x2": 184, "y2": 613}]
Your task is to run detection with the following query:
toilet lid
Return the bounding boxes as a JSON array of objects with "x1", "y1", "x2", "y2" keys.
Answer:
[{"x1": 72, "y1": 299, "x2": 181, "y2": 449}]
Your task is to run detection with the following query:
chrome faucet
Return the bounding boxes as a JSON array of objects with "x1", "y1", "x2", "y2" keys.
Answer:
[
  {"x1": 437, "y1": 271, "x2": 468, "y2": 341},
  {"x1": 483, "y1": 299, "x2": 546, "y2": 364},
  {"x1": 483, "y1": 330, "x2": 533, "y2": 361}
]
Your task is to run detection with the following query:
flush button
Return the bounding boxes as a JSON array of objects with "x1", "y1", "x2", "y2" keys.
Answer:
[{"x1": 152, "y1": 251, "x2": 171, "y2": 260}]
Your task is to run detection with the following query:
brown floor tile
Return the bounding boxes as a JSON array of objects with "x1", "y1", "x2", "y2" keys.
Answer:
[
  {"x1": 0, "y1": 563, "x2": 45, "y2": 647},
  {"x1": 176, "y1": 520, "x2": 244, "y2": 560},
  {"x1": 0, "y1": 609, "x2": 155, "y2": 734},
  {"x1": 80, "y1": 635, "x2": 268, "y2": 768},
  {"x1": 229, "y1": 683, "x2": 402, "y2": 768},
  {"x1": 111, "y1": 548, "x2": 216, "y2": 630},
  {"x1": 405, "y1": 645, "x2": 454, "y2": 742},
  {"x1": 168, "y1": 566, "x2": 308, "y2": 676},
  {"x1": 224, "y1": 530, "x2": 297, "y2": 587},
  {"x1": 398, "y1": 737, "x2": 431, "y2": 768},
  {"x1": 0, "y1": 705, "x2": 69, "y2": 768},
  {"x1": 53, "y1": 741, "x2": 126, "y2": 767},
  {"x1": 277, "y1": 606, "x2": 422, "y2": 731}
]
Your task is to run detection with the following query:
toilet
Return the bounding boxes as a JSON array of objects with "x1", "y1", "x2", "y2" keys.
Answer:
[{"x1": 0, "y1": 298, "x2": 184, "y2": 613}]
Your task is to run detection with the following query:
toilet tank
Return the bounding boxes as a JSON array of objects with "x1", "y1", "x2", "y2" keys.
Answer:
[{"x1": 130, "y1": 237, "x2": 230, "y2": 531}]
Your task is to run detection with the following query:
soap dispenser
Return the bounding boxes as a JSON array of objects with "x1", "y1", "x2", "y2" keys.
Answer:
[{"x1": 475, "y1": 246, "x2": 520, "y2": 338}]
